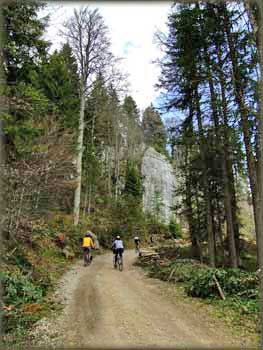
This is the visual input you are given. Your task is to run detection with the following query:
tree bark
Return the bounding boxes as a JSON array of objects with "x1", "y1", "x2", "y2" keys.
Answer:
[
  {"x1": 215, "y1": 40, "x2": 241, "y2": 266},
  {"x1": 222, "y1": 4, "x2": 260, "y2": 262},
  {"x1": 62, "y1": 7, "x2": 111, "y2": 225},
  {"x1": 194, "y1": 86, "x2": 216, "y2": 267},
  {"x1": 185, "y1": 161, "x2": 198, "y2": 258},
  {"x1": 203, "y1": 42, "x2": 238, "y2": 268},
  {"x1": 73, "y1": 86, "x2": 85, "y2": 225},
  {"x1": 114, "y1": 126, "x2": 120, "y2": 201},
  {"x1": 87, "y1": 184, "x2": 92, "y2": 214},
  {"x1": 256, "y1": 2, "x2": 263, "y2": 347}
]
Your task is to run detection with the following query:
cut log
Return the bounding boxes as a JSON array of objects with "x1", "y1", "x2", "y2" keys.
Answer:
[{"x1": 140, "y1": 249, "x2": 157, "y2": 255}]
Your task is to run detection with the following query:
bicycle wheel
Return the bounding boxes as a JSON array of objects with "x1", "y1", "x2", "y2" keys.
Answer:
[
  {"x1": 86, "y1": 255, "x2": 91, "y2": 265},
  {"x1": 118, "y1": 256, "x2": 123, "y2": 271},
  {"x1": 84, "y1": 252, "x2": 89, "y2": 266},
  {"x1": 113, "y1": 255, "x2": 117, "y2": 269}
]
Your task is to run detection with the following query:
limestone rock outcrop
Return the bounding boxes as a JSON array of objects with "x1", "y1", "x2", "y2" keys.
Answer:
[{"x1": 141, "y1": 147, "x2": 176, "y2": 223}]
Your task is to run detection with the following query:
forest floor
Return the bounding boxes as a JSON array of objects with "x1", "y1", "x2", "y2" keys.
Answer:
[{"x1": 28, "y1": 250, "x2": 257, "y2": 348}]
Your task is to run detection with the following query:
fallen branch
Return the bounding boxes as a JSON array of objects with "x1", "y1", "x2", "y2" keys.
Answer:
[
  {"x1": 6, "y1": 247, "x2": 17, "y2": 257},
  {"x1": 167, "y1": 267, "x2": 177, "y2": 281},
  {"x1": 238, "y1": 290, "x2": 257, "y2": 298},
  {"x1": 213, "y1": 275, "x2": 226, "y2": 300}
]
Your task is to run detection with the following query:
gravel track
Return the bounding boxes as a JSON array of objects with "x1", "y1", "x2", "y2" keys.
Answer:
[{"x1": 30, "y1": 250, "x2": 251, "y2": 348}]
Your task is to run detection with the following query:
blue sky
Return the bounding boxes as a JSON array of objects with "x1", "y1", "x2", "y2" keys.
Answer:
[{"x1": 123, "y1": 41, "x2": 140, "y2": 56}]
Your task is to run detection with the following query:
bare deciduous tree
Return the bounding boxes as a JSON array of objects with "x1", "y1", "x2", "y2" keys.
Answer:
[{"x1": 61, "y1": 7, "x2": 112, "y2": 225}]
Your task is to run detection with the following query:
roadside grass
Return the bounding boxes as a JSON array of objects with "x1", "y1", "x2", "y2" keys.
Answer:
[
  {"x1": 135, "y1": 246, "x2": 259, "y2": 344},
  {"x1": 1, "y1": 216, "x2": 87, "y2": 348},
  {"x1": 1, "y1": 248, "x2": 71, "y2": 348},
  {"x1": 1, "y1": 223, "x2": 106, "y2": 349}
]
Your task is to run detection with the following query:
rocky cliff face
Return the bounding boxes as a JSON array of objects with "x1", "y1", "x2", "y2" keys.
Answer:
[{"x1": 141, "y1": 147, "x2": 176, "y2": 224}]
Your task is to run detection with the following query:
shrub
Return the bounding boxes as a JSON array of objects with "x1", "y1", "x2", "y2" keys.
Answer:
[
  {"x1": 185, "y1": 267, "x2": 258, "y2": 299},
  {"x1": 169, "y1": 220, "x2": 183, "y2": 238},
  {"x1": 1, "y1": 271, "x2": 44, "y2": 306},
  {"x1": 1, "y1": 270, "x2": 46, "y2": 333}
]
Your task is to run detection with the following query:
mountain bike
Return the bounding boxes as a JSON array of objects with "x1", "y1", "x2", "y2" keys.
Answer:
[
  {"x1": 113, "y1": 252, "x2": 123, "y2": 271},
  {"x1": 83, "y1": 248, "x2": 93, "y2": 266},
  {"x1": 135, "y1": 243, "x2": 141, "y2": 256}
]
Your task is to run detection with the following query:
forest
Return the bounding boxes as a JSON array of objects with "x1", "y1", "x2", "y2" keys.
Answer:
[{"x1": 1, "y1": 0, "x2": 263, "y2": 347}]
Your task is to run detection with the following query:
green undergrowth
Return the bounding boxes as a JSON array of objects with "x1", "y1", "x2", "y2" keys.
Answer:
[
  {"x1": 1, "y1": 213, "x2": 91, "y2": 347},
  {"x1": 136, "y1": 254, "x2": 259, "y2": 338}
]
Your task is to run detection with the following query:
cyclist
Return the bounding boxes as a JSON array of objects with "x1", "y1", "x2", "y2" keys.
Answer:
[
  {"x1": 134, "y1": 235, "x2": 140, "y2": 252},
  {"x1": 82, "y1": 232, "x2": 95, "y2": 266},
  {"x1": 112, "y1": 235, "x2": 124, "y2": 268}
]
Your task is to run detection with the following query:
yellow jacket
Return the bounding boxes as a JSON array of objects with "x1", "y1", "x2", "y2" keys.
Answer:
[{"x1": 82, "y1": 237, "x2": 95, "y2": 248}]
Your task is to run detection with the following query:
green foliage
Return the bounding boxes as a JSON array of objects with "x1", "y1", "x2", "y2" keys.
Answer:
[
  {"x1": 123, "y1": 95, "x2": 140, "y2": 124},
  {"x1": 145, "y1": 212, "x2": 169, "y2": 235},
  {"x1": 30, "y1": 47, "x2": 80, "y2": 129},
  {"x1": 4, "y1": 120, "x2": 43, "y2": 156},
  {"x1": 1, "y1": 271, "x2": 53, "y2": 335},
  {"x1": 142, "y1": 105, "x2": 167, "y2": 156},
  {"x1": 185, "y1": 267, "x2": 258, "y2": 299},
  {"x1": 124, "y1": 163, "x2": 143, "y2": 198},
  {"x1": 138, "y1": 255, "x2": 259, "y2": 333},
  {"x1": 86, "y1": 76, "x2": 109, "y2": 132},
  {"x1": 14, "y1": 82, "x2": 51, "y2": 118},
  {"x1": 2, "y1": 0, "x2": 50, "y2": 84},
  {"x1": 169, "y1": 219, "x2": 183, "y2": 238},
  {"x1": 169, "y1": 261, "x2": 197, "y2": 282},
  {"x1": 3, "y1": 81, "x2": 51, "y2": 156},
  {"x1": 113, "y1": 196, "x2": 146, "y2": 236},
  {"x1": 157, "y1": 2, "x2": 258, "y2": 269},
  {"x1": 1, "y1": 271, "x2": 43, "y2": 306},
  {"x1": 88, "y1": 194, "x2": 148, "y2": 248},
  {"x1": 4, "y1": 250, "x2": 33, "y2": 272},
  {"x1": 2, "y1": 210, "x2": 84, "y2": 338},
  {"x1": 150, "y1": 190, "x2": 164, "y2": 222}
]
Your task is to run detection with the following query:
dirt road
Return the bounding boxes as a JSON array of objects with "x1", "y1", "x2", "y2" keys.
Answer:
[{"x1": 31, "y1": 250, "x2": 250, "y2": 347}]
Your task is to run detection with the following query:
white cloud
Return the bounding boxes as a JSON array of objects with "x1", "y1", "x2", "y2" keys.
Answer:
[{"x1": 40, "y1": 2, "x2": 172, "y2": 111}]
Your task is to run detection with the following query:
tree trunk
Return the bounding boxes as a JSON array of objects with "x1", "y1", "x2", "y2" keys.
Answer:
[
  {"x1": 73, "y1": 86, "x2": 85, "y2": 225},
  {"x1": 206, "y1": 197, "x2": 216, "y2": 267},
  {"x1": 222, "y1": 4, "x2": 260, "y2": 262},
  {"x1": 86, "y1": 113, "x2": 96, "y2": 215},
  {"x1": 216, "y1": 198, "x2": 226, "y2": 260},
  {"x1": 185, "y1": 149, "x2": 200, "y2": 259},
  {"x1": 258, "y1": 83, "x2": 263, "y2": 350},
  {"x1": 194, "y1": 194, "x2": 203, "y2": 262},
  {"x1": 194, "y1": 86, "x2": 216, "y2": 267},
  {"x1": 256, "y1": 2, "x2": 263, "y2": 346},
  {"x1": 239, "y1": 0, "x2": 263, "y2": 338},
  {"x1": 108, "y1": 149, "x2": 112, "y2": 197},
  {"x1": 203, "y1": 45, "x2": 238, "y2": 268},
  {"x1": 182, "y1": 111, "x2": 201, "y2": 260},
  {"x1": 82, "y1": 180, "x2": 88, "y2": 218},
  {"x1": 87, "y1": 184, "x2": 92, "y2": 214},
  {"x1": 114, "y1": 130, "x2": 120, "y2": 201},
  {"x1": 185, "y1": 175, "x2": 195, "y2": 256},
  {"x1": 214, "y1": 37, "x2": 241, "y2": 265}
]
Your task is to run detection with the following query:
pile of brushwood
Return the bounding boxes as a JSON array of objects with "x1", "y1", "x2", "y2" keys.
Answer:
[{"x1": 136, "y1": 246, "x2": 259, "y2": 319}]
